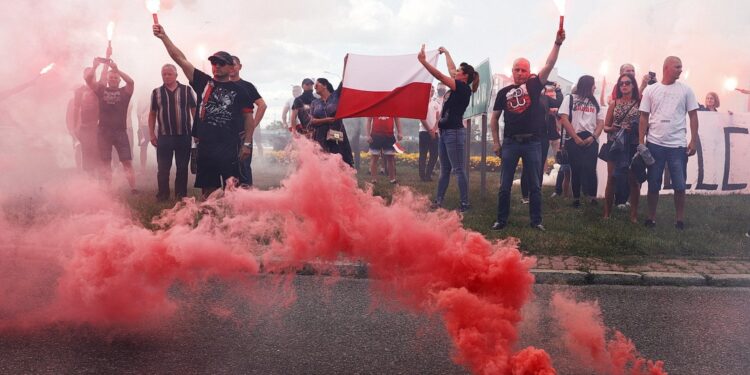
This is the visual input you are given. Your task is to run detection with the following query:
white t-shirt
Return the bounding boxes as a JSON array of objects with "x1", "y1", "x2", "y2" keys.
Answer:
[
  {"x1": 639, "y1": 81, "x2": 699, "y2": 147},
  {"x1": 558, "y1": 94, "x2": 605, "y2": 135},
  {"x1": 420, "y1": 97, "x2": 442, "y2": 132}
]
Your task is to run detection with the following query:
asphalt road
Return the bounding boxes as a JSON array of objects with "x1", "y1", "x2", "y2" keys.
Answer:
[{"x1": 1, "y1": 276, "x2": 748, "y2": 374}]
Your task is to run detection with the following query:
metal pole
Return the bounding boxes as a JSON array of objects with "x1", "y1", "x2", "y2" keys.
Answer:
[{"x1": 480, "y1": 113, "x2": 487, "y2": 197}]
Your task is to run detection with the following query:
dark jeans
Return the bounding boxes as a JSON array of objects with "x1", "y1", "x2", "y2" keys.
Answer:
[
  {"x1": 435, "y1": 128, "x2": 468, "y2": 206},
  {"x1": 239, "y1": 152, "x2": 253, "y2": 186},
  {"x1": 566, "y1": 136, "x2": 599, "y2": 199},
  {"x1": 497, "y1": 139, "x2": 542, "y2": 226},
  {"x1": 157, "y1": 135, "x2": 192, "y2": 199},
  {"x1": 555, "y1": 163, "x2": 571, "y2": 194},
  {"x1": 521, "y1": 138, "x2": 550, "y2": 198},
  {"x1": 418, "y1": 131, "x2": 439, "y2": 180}
]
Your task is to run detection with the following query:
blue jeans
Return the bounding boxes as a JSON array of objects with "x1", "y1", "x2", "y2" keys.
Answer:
[
  {"x1": 497, "y1": 139, "x2": 542, "y2": 226},
  {"x1": 239, "y1": 152, "x2": 253, "y2": 186},
  {"x1": 647, "y1": 142, "x2": 687, "y2": 193},
  {"x1": 435, "y1": 128, "x2": 468, "y2": 207}
]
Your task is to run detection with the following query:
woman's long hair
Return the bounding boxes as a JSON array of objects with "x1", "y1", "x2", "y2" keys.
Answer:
[
  {"x1": 615, "y1": 73, "x2": 640, "y2": 102},
  {"x1": 460, "y1": 62, "x2": 480, "y2": 93},
  {"x1": 575, "y1": 75, "x2": 600, "y2": 112}
]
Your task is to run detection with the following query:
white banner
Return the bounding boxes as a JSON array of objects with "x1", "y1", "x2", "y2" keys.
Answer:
[{"x1": 595, "y1": 112, "x2": 750, "y2": 196}]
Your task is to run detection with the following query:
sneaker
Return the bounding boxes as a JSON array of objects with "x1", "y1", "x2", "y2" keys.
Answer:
[
  {"x1": 531, "y1": 223, "x2": 546, "y2": 231},
  {"x1": 572, "y1": 200, "x2": 581, "y2": 208},
  {"x1": 521, "y1": 197, "x2": 530, "y2": 204},
  {"x1": 675, "y1": 221, "x2": 685, "y2": 230},
  {"x1": 550, "y1": 192, "x2": 559, "y2": 198},
  {"x1": 745, "y1": 231, "x2": 750, "y2": 238},
  {"x1": 616, "y1": 203, "x2": 628, "y2": 210},
  {"x1": 491, "y1": 221, "x2": 506, "y2": 231},
  {"x1": 430, "y1": 201, "x2": 441, "y2": 210},
  {"x1": 390, "y1": 179, "x2": 398, "y2": 184},
  {"x1": 644, "y1": 219, "x2": 656, "y2": 228}
]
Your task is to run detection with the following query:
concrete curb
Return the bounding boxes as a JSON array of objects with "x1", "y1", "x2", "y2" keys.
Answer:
[{"x1": 281, "y1": 261, "x2": 750, "y2": 287}]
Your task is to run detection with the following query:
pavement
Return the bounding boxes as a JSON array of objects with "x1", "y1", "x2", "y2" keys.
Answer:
[{"x1": 285, "y1": 256, "x2": 750, "y2": 288}]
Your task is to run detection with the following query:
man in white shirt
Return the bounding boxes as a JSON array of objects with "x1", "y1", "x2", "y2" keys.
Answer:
[
  {"x1": 638, "y1": 56, "x2": 699, "y2": 230},
  {"x1": 418, "y1": 85, "x2": 441, "y2": 181}
]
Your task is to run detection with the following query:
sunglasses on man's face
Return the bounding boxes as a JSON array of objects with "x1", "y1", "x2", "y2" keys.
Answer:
[{"x1": 619, "y1": 81, "x2": 633, "y2": 87}]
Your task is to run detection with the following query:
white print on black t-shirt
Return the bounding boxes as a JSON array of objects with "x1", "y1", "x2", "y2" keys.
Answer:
[
  {"x1": 102, "y1": 89, "x2": 122, "y2": 105},
  {"x1": 505, "y1": 84, "x2": 531, "y2": 114},
  {"x1": 205, "y1": 86, "x2": 237, "y2": 128}
]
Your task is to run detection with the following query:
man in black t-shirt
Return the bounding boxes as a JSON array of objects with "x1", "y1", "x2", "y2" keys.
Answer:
[
  {"x1": 85, "y1": 58, "x2": 137, "y2": 192},
  {"x1": 290, "y1": 78, "x2": 316, "y2": 137},
  {"x1": 489, "y1": 29, "x2": 566, "y2": 231},
  {"x1": 230, "y1": 55, "x2": 266, "y2": 187},
  {"x1": 153, "y1": 24, "x2": 256, "y2": 198}
]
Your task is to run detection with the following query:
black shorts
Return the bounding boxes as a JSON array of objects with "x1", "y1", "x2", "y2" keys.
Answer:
[
  {"x1": 369, "y1": 134, "x2": 396, "y2": 154},
  {"x1": 194, "y1": 142, "x2": 240, "y2": 189},
  {"x1": 98, "y1": 128, "x2": 132, "y2": 162}
]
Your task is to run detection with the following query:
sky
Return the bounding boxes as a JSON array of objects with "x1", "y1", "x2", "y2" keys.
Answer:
[{"x1": 1, "y1": 0, "x2": 749, "y2": 135}]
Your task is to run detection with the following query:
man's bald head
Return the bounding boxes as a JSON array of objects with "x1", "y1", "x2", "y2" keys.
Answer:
[
  {"x1": 512, "y1": 58, "x2": 531, "y2": 84},
  {"x1": 662, "y1": 56, "x2": 683, "y2": 83}
]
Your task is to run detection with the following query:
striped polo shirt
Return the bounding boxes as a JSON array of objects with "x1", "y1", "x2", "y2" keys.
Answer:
[{"x1": 150, "y1": 82, "x2": 197, "y2": 136}]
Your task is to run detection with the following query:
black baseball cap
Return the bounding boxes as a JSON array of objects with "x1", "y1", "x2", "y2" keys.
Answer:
[
  {"x1": 301, "y1": 78, "x2": 314, "y2": 86},
  {"x1": 208, "y1": 51, "x2": 234, "y2": 65}
]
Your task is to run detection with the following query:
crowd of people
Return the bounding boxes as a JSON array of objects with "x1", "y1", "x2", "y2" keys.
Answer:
[{"x1": 59, "y1": 23, "x2": 749, "y2": 235}]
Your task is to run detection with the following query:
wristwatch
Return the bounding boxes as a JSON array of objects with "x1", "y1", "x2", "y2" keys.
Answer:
[{"x1": 243, "y1": 142, "x2": 253, "y2": 148}]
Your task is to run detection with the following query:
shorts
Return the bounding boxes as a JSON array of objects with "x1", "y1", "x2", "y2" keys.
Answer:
[
  {"x1": 646, "y1": 142, "x2": 688, "y2": 193},
  {"x1": 194, "y1": 142, "x2": 240, "y2": 189},
  {"x1": 98, "y1": 128, "x2": 132, "y2": 162},
  {"x1": 369, "y1": 134, "x2": 396, "y2": 155}
]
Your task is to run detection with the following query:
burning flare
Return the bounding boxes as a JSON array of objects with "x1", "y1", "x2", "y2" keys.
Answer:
[
  {"x1": 552, "y1": 0, "x2": 566, "y2": 15},
  {"x1": 39, "y1": 63, "x2": 55, "y2": 75},
  {"x1": 724, "y1": 77, "x2": 738, "y2": 91},
  {"x1": 145, "y1": 0, "x2": 160, "y2": 13},
  {"x1": 106, "y1": 21, "x2": 115, "y2": 41},
  {"x1": 599, "y1": 60, "x2": 609, "y2": 76}
]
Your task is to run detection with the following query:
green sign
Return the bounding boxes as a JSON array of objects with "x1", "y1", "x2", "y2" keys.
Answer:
[{"x1": 463, "y1": 59, "x2": 492, "y2": 119}]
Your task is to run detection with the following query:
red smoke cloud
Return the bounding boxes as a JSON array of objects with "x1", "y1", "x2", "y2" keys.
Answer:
[
  {"x1": 0, "y1": 138, "x2": 667, "y2": 374},
  {"x1": 550, "y1": 293, "x2": 667, "y2": 375}
]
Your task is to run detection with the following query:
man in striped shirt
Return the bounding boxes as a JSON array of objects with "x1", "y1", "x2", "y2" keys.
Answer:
[{"x1": 148, "y1": 64, "x2": 197, "y2": 201}]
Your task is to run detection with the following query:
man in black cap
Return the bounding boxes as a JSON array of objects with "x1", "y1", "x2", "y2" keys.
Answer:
[
  {"x1": 152, "y1": 24, "x2": 256, "y2": 197},
  {"x1": 290, "y1": 78, "x2": 315, "y2": 137},
  {"x1": 230, "y1": 55, "x2": 266, "y2": 187}
]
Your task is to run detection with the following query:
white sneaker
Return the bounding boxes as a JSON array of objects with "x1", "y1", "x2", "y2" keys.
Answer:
[
  {"x1": 617, "y1": 204, "x2": 627, "y2": 210},
  {"x1": 550, "y1": 192, "x2": 559, "y2": 198},
  {"x1": 521, "y1": 198, "x2": 530, "y2": 204}
]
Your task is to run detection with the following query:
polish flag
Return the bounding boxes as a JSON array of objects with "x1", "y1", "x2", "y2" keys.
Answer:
[{"x1": 336, "y1": 50, "x2": 439, "y2": 120}]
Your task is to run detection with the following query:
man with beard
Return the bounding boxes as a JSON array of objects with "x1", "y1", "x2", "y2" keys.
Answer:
[
  {"x1": 290, "y1": 78, "x2": 316, "y2": 137},
  {"x1": 153, "y1": 24, "x2": 255, "y2": 198}
]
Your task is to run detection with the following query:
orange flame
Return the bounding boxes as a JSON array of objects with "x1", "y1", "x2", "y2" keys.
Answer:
[
  {"x1": 106, "y1": 21, "x2": 115, "y2": 41},
  {"x1": 39, "y1": 63, "x2": 55, "y2": 75},
  {"x1": 145, "y1": 0, "x2": 160, "y2": 13}
]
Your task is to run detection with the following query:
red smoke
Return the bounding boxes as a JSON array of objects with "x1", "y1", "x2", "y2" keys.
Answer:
[
  {"x1": 550, "y1": 293, "x2": 667, "y2": 375},
  {"x1": 0, "y1": 137, "x2": 667, "y2": 374}
]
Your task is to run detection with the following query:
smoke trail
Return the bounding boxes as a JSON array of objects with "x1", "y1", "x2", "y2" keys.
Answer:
[{"x1": 550, "y1": 293, "x2": 667, "y2": 375}]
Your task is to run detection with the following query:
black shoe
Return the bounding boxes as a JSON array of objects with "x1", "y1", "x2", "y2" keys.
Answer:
[
  {"x1": 589, "y1": 198, "x2": 598, "y2": 206},
  {"x1": 459, "y1": 203, "x2": 471, "y2": 213},
  {"x1": 491, "y1": 221, "x2": 506, "y2": 231},
  {"x1": 430, "y1": 201, "x2": 441, "y2": 210},
  {"x1": 644, "y1": 219, "x2": 656, "y2": 228},
  {"x1": 572, "y1": 200, "x2": 581, "y2": 208},
  {"x1": 675, "y1": 221, "x2": 685, "y2": 230}
]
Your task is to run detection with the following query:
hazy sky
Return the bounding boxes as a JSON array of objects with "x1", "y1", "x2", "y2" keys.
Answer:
[{"x1": 2, "y1": 0, "x2": 750, "y2": 129}]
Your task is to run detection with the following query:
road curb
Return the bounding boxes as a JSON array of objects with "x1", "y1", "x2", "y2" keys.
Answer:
[
  {"x1": 286, "y1": 261, "x2": 749, "y2": 288},
  {"x1": 705, "y1": 274, "x2": 750, "y2": 287},
  {"x1": 588, "y1": 270, "x2": 643, "y2": 285},
  {"x1": 641, "y1": 272, "x2": 707, "y2": 286},
  {"x1": 530, "y1": 269, "x2": 588, "y2": 285}
]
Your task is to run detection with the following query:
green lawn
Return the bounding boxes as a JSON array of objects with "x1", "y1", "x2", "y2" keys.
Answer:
[{"x1": 125, "y1": 157, "x2": 750, "y2": 264}]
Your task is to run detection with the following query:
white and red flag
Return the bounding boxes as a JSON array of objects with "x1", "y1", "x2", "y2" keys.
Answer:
[{"x1": 336, "y1": 50, "x2": 439, "y2": 120}]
